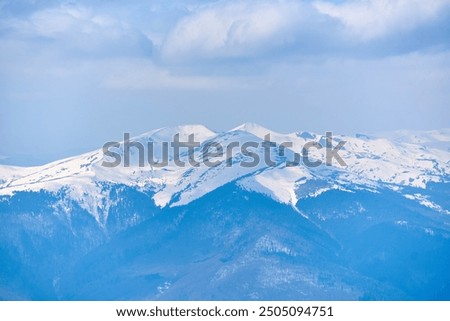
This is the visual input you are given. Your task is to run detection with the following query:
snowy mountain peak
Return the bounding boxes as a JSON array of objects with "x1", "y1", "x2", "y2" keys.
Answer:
[
  {"x1": 231, "y1": 122, "x2": 274, "y2": 138},
  {"x1": 134, "y1": 124, "x2": 217, "y2": 143}
]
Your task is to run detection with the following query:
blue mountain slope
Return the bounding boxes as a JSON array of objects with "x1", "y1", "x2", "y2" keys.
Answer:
[
  {"x1": 0, "y1": 186, "x2": 159, "y2": 300},
  {"x1": 298, "y1": 185, "x2": 450, "y2": 300},
  {"x1": 1, "y1": 182, "x2": 449, "y2": 300},
  {"x1": 57, "y1": 183, "x2": 406, "y2": 300}
]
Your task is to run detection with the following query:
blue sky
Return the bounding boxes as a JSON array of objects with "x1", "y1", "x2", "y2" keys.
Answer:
[{"x1": 1, "y1": 0, "x2": 449, "y2": 165}]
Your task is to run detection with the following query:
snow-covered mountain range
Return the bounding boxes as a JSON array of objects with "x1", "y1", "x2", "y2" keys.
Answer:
[
  {"x1": 1, "y1": 123, "x2": 449, "y2": 222},
  {"x1": 0, "y1": 124, "x2": 449, "y2": 300}
]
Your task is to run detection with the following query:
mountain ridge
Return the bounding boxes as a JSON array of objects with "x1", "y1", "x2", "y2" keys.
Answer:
[{"x1": 1, "y1": 124, "x2": 449, "y2": 224}]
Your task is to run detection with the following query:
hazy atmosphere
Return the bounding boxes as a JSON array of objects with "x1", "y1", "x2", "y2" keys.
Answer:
[{"x1": 1, "y1": 0, "x2": 449, "y2": 165}]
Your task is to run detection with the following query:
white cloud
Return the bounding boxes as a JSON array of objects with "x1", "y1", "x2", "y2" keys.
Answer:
[
  {"x1": 314, "y1": 0, "x2": 450, "y2": 40},
  {"x1": 3, "y1": 5, "x2": 114, "y2": 37},
  {"x1": 162, "y1": 1, "x2": 304, "y2": 60},
  {"x1": 1, "y1": 4, "x2": 152, "y2": 58},
  {"x1": 161, "y1": 0, "x2": 450, "y2": 61}
]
